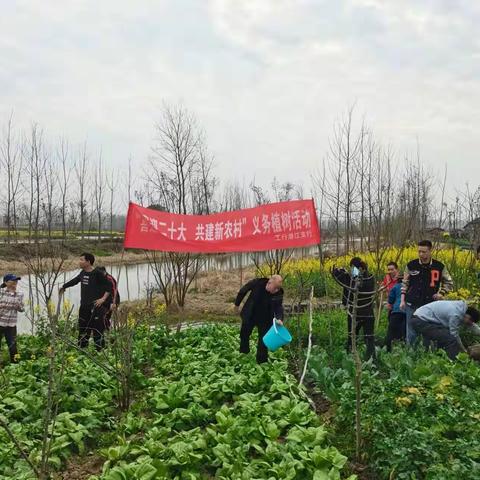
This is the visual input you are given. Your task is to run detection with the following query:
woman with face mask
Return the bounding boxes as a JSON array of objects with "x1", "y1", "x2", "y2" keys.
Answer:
[{"x1": 332, "y1": 257, "x2": 377, "y2": 361}]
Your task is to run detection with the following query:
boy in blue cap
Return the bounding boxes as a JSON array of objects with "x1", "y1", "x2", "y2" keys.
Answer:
[{"x1": 0, "y1": 274, "x2": 24, "y2": 363}]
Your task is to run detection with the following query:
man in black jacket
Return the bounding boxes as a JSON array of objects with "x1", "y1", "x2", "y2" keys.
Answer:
[
  {"x1": 332, "y1": 257, "x2": 376, "y2": 361},
  {"x1": 234, "y1": 275, "x2": 284, "y2": 364},
  {"x1": 60, "y1": 253, "x2": 112, "y2": 350},
  {"x1": 400, "y1": 240, "x2": 453, "y2": 346}
]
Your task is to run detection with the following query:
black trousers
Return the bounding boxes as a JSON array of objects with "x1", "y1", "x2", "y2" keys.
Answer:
[
  {"x1": 347, "y1": 313, "x2": 376, "y2": 360},
  {"x1": 0, "y1": 326, "x2": 17, "y2": 362},
  {"x1": 78, "y1": 304, "x2": 108, "y2": 351},
  {"x1": 385, "y1": 312, "x2": 406, "y2": 352},
  {"x1": 411, "y1": 316, "x2": 461, "y2": 360},
  {"x1": 240, "y1": 316, "x2": 271, "y2": 364}
]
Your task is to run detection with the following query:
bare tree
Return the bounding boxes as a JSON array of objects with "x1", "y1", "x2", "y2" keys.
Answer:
[
  {"x1": 74, "y1": 142, "x2": 89, "y2": 238},
  {"x1": 144, "y1": 104, "x2": 217, "y2": 309},
  {"x1": 0, "y1": 114, "x2": 23, "y2": 242},
  {"x1": 56, "y1": 137, "x2": 71, "y2": 241},
  {"x1": 22, "y1": 124, "x2": 47, "y2": 242},
  {"x1": 42, "y1": 154, "x2": 58, "y2": 240},
  {"x1": 106, "y1": 168, "x2": 119, "y2": 236},
  {"x1": 94, "y1": 153, "x2": 105, "y2": 242}
]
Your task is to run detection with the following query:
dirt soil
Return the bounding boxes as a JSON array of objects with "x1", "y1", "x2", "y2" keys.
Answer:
[
  {"x1": 185, "y1": 269, "x2": 257, "y2": 316},
  {"x1": 55, "y1": 453, "x2": 104, "y2": 479}
]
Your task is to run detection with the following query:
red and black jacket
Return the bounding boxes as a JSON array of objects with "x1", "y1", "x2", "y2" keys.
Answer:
[{"x1": 402, "y1": 259, "x2": 453, "y2": 308}]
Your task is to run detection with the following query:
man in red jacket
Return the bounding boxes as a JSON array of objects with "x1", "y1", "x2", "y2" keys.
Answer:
[{"x1": 381, "y1": 261, "x2": 399, "y2": 294}]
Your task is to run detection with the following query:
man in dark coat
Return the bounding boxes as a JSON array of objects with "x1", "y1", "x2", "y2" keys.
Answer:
[
  {"x1": 234, "y1": 275, "x2": 284, "y2": 364},
  {"x1": 332, "y1": 257, "x2": 376, "y2": 361},
  {"x1": 60, "y1": 253, "x2": 111, "y2": 350}
]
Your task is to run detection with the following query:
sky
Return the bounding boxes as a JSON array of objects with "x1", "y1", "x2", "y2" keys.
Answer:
[{"x1": 1, "y1": 0, "x2": 479, "y2": 200}]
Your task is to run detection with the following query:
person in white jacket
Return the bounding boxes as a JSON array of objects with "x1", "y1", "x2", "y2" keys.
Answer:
[
  {"x1": 411, "y1": 300, "x2": 480, "y2": 359},
  {"x1": 0, "y1": 274, "x2": 24, "y2": 363}
]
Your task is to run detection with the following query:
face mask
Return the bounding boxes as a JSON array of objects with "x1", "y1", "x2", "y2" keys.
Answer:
[{"x1": 351, "y1": 266, "x2": 360, "y2": 277}]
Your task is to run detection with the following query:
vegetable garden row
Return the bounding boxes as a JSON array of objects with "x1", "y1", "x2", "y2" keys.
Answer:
[{"x1": 2, "y1": 308, "x2": 480, "y2": 479}]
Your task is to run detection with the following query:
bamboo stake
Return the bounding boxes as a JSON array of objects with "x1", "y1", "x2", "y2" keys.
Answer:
[
  {"x1": 350, "y1": 277, "x2": 363, "y2": 461},
  {"x1": 375, "y1": 288, "x2": 384, "y2": 330},
  {"x1": 299, "y1": 286, "x2": 314, "y2": 387}
]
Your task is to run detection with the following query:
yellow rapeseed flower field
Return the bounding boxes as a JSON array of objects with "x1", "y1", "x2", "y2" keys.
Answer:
[{"x1": 283, "y1": 245, "x2": 480, "y2": 298}]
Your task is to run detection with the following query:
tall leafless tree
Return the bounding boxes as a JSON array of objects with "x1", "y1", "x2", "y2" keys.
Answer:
[
  {"x1": 0, "y1": 115, "x2": 23, "y2": 242},
  {"x1": 74, "y1": 142, "x2": 89, "y2": 238}
]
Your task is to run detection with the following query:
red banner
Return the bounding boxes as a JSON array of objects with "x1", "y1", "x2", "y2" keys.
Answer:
[{"x1": 124, "y1": 200, "x2": 320, "y2": 253}]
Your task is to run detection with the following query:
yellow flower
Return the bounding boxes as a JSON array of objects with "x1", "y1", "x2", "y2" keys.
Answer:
[
  {"x1": 46, "y1": 346, "x2": 53, "y2": 357},
  {"x1": 442, "y1": 231, "x2": 450, "y2": 238},
  {"x1": 47, "y1": 301, "x2": 55, "y2": 316},
  {"x1": 153, "y1": 301, "x2": 166, "y2": 316},
  {"x1": 396, "y1": 396, "x2": 412, "y2": 407},
  {"x1": 13, "y1": 353, "x2": 21, "y2": 361},
  {"x1": 62, "y1": 298, "x2": 72, "y2": 315},
  {"x1": 402, "y1": 387, "x2": 422, "y2": 396},
  {"x1": 30, "y1": 354, "x2": 36, "y2": 360},
  {"x1": 435, "y1": 393, "x2": 445, "y2": 401},
  {"x1": 436, "y1": 376, "x2": 453, "y2": 392}
]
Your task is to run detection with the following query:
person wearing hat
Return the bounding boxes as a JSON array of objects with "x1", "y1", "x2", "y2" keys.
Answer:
[{"x1": 0, "y1": 274, "x2": 24, "y2": 363}]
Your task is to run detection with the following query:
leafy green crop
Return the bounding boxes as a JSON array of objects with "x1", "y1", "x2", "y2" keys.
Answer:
[
  {"x1": 91, "y1": 325, "x2": 355, "y2": 480},
  {"x1": 1, "y1": 323, "x2": 353, "y2": 479},
  {"x1": 305, "y1": 309, "x2": 480, "y2": 479}
]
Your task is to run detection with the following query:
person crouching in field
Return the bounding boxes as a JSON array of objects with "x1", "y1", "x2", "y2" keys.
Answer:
[
  {"x1": 385, "y1": 276, "x2": 406, "y2": 352},
  {"x1": 234, "y1": 275, "x2": 284, "y2": 364},
  {"x1": 411, "y1": 300, "x2": 480, "y2": 360},
  {"x1": 0, "y1": 274, "x2": 24, "y2": 363},
  {"x1": 60, "y1": 253, "x2": 112, "y2": 351},
  {"x1": 332, "y1": 258, "x2": 376, "y2": 361}
]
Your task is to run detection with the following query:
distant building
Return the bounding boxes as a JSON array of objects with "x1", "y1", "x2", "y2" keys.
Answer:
[
  {"x1": 464, "y1": 218, "x2": 480, "y2": 244},
  {"x1": 424, "y1": 227, "x2": 446, "y2": 239}
]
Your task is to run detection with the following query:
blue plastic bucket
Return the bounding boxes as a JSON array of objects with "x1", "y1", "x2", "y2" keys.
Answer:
[{"x1": 263, "y1": 319, "x2": 292, "y2": 352}]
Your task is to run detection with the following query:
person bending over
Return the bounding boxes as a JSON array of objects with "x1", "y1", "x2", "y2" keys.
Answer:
[
  {"x1": 234, "y1": 275, "x2": 284, "y2": 364},
  {"x1": 411, "y1": 300, "x2": 480, "y2": 360}
]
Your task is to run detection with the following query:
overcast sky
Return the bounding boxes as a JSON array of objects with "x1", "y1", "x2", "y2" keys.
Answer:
[{"x1": 1, "y1": 0, "x2": 479, "y2": 200}]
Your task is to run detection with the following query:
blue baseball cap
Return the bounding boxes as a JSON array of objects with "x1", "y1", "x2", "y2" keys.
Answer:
[{"x1": 2, "y1": 273, "x2": 21, "y2": 284}]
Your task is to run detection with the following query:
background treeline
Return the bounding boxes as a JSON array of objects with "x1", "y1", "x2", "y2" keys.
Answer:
[{"x1": 1, "y1": 105, "x2": 479, "y2": 250}]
